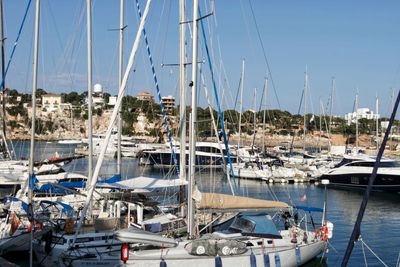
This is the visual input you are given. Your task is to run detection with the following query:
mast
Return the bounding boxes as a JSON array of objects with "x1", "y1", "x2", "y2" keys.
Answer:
[
  {"x1": 179, "y1": 0, "x2": 186, "y2": 182},
  {"x1": 29, "y1": 1, "x2": 40, "y2": 265},
  {"x1": 303, "y1": 68, "x2": 308, "y2": 151},
  {"x1": 319, "y1": 97, "x2": 322, "y2": 152},
  {"x1": 86, "y1": 0, "x2": 93, "y2": 186},
  {"x1": 188, "y1": 0, "x2": 199, "y2": 238},
  {"x1": 341, "y1": 90, "x2": 400, "y2": 267},
  {"x1": 238, "y1": 59, "x2": 244, "y2": 149},
  {"x1": 262, "y1": 78, "x2": 268, "y2": 154},
  {"x1": 390, "y1": 88, "x2": 394, "y2": 150},
  {"x1": 355, "y1": 93, "x2": 359, "y2": 150},
  {"x1": 251, "y1": 88, "x2": 256, "y2": 153},
  {"x1": 117, "y1": 0, "x2": 124, "y2": 175},
  {"x1": 178, "y1": 0, "x2": 186, "y2": 215},
  {"x1": 72, "y1": 0, "x2": 151, "y2": 245},
  {"x1": 329, "y1": 77, "x2": 335, "y2": 152},
  {"x1": 375, "y1": 95, "x2": 379, "y2": 153},
  {"x1": 0, "y1": 0, "x2": 5, "y2": 141}
]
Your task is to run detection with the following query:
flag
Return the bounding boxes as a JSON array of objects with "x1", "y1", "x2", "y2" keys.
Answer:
[{"x1": 300, "y1": 194, "x2": 307, "y2": 202}]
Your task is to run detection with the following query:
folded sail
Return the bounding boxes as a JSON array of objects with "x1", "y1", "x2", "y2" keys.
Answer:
[{"x1": 197, "y1": 192, "x2": 289, "y2": 210}]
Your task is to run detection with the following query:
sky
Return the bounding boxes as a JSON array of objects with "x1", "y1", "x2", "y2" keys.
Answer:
[{"x1": 2, "y1": 0, "x2": 400, "y2": 117}]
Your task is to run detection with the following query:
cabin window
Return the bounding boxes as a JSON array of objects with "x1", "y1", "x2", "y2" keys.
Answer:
[
  {"x1": 351, "y1": 177, "x2": 359, "y2": 184},
  {"x1": 229, "y1": 217, "x2": 256, "y2": 233}
]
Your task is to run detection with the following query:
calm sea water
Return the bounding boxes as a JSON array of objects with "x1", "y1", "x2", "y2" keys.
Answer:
[{"x1": 9, "y1": 141, "x2": 400, "y2": 266}]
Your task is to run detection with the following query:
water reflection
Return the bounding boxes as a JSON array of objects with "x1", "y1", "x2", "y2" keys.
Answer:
[{"x1": 10, "y1": 141, "x2": 400, "y2": 266}]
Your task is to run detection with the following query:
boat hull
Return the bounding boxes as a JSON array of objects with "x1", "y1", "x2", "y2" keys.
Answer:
[
  {"x1": 119, "y1": 239, "x2": 326, "y2": 267},
  {"x1": 320, "y1": 173, "x2": 400, "y2": 192},
  {"x1": 142, "y1": 151, "x2": 235, "y2": 168}
]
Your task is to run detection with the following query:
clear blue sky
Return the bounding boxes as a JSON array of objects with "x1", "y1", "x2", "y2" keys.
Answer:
[{"x1": 3, "y1": 0, "x2": 400, "y2": 117}]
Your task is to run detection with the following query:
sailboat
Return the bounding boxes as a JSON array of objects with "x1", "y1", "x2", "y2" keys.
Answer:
[{"x1": 116, "y1": 1, "x2": 331, "y2": 266}]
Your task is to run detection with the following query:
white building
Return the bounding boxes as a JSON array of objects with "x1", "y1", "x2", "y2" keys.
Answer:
[
  {"x1": 92, "y1": 83, "x2": 105, "y2": 108},
  {"x1": 108, "y1": 96, "x2": 117, "y2": 106},
  {"x1": 137, "y1": 91, "x2": 154, "y2": 102},
  {"x1": 42, "y1": 94, "x2": 62, "y2": 112},
  {"x1": 161, "y1": 95, "x2": 175, "y2": 112},
  {"x1": 344, "y1": 108, "x2": 379, "y2": 125}
]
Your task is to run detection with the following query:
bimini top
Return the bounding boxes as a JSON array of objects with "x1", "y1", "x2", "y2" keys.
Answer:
[{"x1": 197, "y1": 192, "x2": 289, "y2": 210}]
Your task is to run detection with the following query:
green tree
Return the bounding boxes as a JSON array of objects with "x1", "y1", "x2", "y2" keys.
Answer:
[{"x1": 36, "y1": 88, "x2": 47, "y2": 98}]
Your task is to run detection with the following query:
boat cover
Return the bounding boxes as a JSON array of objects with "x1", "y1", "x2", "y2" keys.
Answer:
[
  {"x1": 116, "y1": 228, "x2": 178, "y2": 247},
  {"x1": 197, "y1": 192, "x2": 289, "y2": 210},
  {"x1": 186, "y1": 238, "x2": 247, "y2": 256},
  {"x1": 112, "y1": 176, "x2": 187, "y2": 189}
]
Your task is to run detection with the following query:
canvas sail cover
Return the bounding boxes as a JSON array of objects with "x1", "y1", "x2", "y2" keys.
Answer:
[
  {"x1": 196, "y1": 192, "x2": 289, "y2": 210},
  {"x1": 103, "y1": 176, "x2": 187, "y2": 190}
]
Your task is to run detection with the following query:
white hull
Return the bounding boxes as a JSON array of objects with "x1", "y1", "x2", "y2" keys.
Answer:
[
  {"x1": 121, "y1": 238, "x2": 326, "y2": 267},
  {"x1": 227, "y1": 163, "x2": 272, "y2": 180},
  {"x1": 35, "y1": 238, "x2": 325, "y2": 267}
]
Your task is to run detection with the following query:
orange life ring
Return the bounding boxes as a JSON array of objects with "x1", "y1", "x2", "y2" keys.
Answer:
[{"x1": 321, "y1": 225, "x2": 328, "y2": 241}]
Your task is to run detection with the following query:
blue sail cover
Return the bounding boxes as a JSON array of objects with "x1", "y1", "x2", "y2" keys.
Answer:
[
  {"x1": 35, "y1": 174, "x2": 122, "y2": 195},
  {"x1": 1, "y1": 197, "x2": 29, "y2": 213}
]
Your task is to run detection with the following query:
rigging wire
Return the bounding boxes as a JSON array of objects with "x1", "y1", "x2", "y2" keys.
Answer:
[
  {"x1": 359, "y1": 238, "x2": 389, "y2": 267},
  {"x1": 247, "y1": 0, "x2": 281, "y2": 109},
  {"x1": 289, "y1": 90, "x2": 304, "y2": 152},
  {"x1": 198, "y1": 7, "x2": 238, "y2": 193},
  {"x1": 0, "y1": 0, "x2": 32, "y2": 90},
  {"x1": 341, "y1": 89, "x2": 400, "y2": 266},
  {"x1": 134, "y1": 0, "x2": 179, "y2": 175}
]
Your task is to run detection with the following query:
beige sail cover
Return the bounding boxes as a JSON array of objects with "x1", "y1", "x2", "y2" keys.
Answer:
[{"x1": 197, "y1": 192, "x2": 289, "y2": 210}]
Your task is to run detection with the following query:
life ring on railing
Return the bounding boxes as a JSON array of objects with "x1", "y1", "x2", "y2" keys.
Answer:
[{"x1": 321, "y1": 225, "x2": 328, "y2": 241}]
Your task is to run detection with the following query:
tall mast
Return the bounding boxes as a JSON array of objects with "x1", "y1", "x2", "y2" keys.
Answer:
[
  {"x1": 238, "y1": 59, "x2": 244, "y2": 149},
  {"x1": 178, "y1": 0, "x2": 187, "y2": 216},
  {"x1": 179, "y1": 0, "x2": 186, "y2": 182},
  {"x1": 262, "y1": 78, "x2": 268, "y2": 154},
  {"x1": 355, "y1": 93, "x2": 359, "y2": 150},
  {"x1": 329, "y1": 77, "x2": 335, "y2": 152},
  {"x1": 390, "y1": 88, "x2": 394, "y2": 150},
  {"x1": 303, "y1": 68, "x2": 308, "y2": 151},
  {"x1": 188, "y1": 0, "x2": 199, "y2": 238},
  {"x1": 117, "y1": 0, "x2": 124, "y2": 175},
  {"x1": 72, "y1": 0, "x2": 151, "y2": 245},
  {"x1": 251, "y1": 88, "x2": 256, "y2": 152},
  {"x1": 86, "y1": 0, "x2": 93, "y2": 186},
  {"x1": 375, "y1": 95, "x2": 379, "y2": 153},
  {"x1": 29, "y1": 1, "x2": 40, "y2": 265},
  {"x1": 0, "y1": 0, "x2": 5, "y2": 141},
  {"x1": 319, "y1": 97, "x2": 322, "y2": 152}
]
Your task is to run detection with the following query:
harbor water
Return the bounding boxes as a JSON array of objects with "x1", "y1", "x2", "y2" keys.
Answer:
[{"x1": 8, "y1": 141, "x2": 400, "y2": 266}]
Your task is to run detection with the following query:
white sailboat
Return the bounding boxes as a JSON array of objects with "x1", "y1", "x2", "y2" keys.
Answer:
[{"x1": 118, "y1": 1, "x2": 332, "y2": 266}]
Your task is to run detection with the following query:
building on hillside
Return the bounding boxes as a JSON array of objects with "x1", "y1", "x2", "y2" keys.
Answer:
[
  {"x1": 137, "y1": 91, "x2": 154, "y2": 102},
  {"x1": 92, "y1": 83, "x2": 105, "y2": 108},
  {"x1": 108, "y1": 96, "x2": 117, "y2": 106},
  {"x1": 344, "y1": 108, "x2": 379, "y2": 125},
  {"x1": 42, "y1": 94, "x2": 62, "y2": 112},
  {"x1": 161, "y1": 95, "x2": 175, "y2": 112}
]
